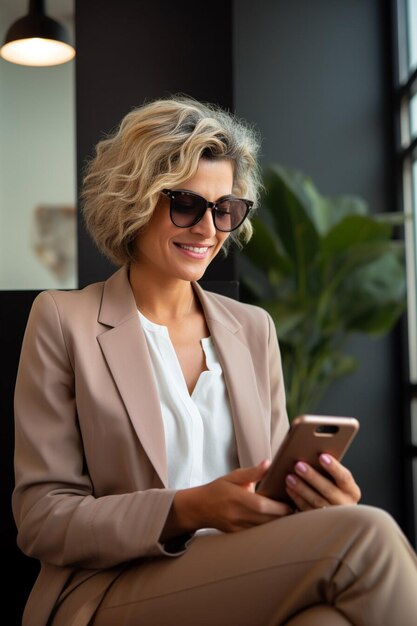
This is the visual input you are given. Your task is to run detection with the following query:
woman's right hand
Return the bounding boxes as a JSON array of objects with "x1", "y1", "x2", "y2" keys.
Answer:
[{"x1": 160, "y1": 461, "x2": 293, "y2": 541}]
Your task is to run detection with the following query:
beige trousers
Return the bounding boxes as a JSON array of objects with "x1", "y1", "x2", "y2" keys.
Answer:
[{"x1": 52, "y1": 505, "x2": 417, "y2": 626}]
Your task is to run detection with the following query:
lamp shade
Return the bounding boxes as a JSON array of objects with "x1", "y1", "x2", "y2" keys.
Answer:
[{"x1": 0, "y1": 0, "x2": 75, "y2": 67}]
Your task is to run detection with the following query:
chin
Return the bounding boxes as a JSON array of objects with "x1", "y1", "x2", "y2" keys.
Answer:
[
  {"x1": 182, "y1": 269, "x2": 207, "y2": 283},
  {"x1": 175, "y1": 263, "x2": 210, "y2": 283}
]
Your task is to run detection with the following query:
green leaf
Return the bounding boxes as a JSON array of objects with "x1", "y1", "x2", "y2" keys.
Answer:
[
  {"x1": 263, "y1": 166, "x2": 320, "y2": 274},
  {"x1": 344, "y1": 253, "x2": 406, "y2": 305},
  {"x1": 338, "y1": 253, "x2": 407, "y2": 334},
  {"x1": 243, "y1": 215, "x2": 293, "y2": 279},
  {"x1": 304, "y1": 192, "x2": 369, "y2": 235},
  {"x1": 281, "y1": 345, "x2": 358, "y2": 420},
  {"x1": 347, "y1": 303, "x2": 405, "y2": 335},
  {"x1": 322, "y1": 215, "x2": 392, "y2": 259},
  {"x1": 257, "y1": 299, "x2": 305, "y2": 339}
]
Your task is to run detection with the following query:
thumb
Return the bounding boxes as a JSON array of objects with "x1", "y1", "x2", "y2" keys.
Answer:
[{"x1": 228, "y1": 459, "x2": 271, "y2": 486}]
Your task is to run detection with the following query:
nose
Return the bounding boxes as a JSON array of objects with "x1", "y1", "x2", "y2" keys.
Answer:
[{"x1": 190, "y1": 206, "x2": 217, "y2": 237}]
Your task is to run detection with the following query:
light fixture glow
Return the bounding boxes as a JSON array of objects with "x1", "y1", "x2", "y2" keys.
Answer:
[
  {"x1": 0, "y1": 0, "x2": 75, "y2": 68},
  {"x1": 1, "y1": 37, "x2": 75, "y2": 67}
]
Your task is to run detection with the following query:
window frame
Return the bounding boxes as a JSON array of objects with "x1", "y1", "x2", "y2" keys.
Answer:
[{"x1": 393, "y1": 0, "x2": 417, "y2": 548}]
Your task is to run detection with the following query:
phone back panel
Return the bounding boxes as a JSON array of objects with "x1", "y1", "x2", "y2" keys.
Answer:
[{"x1": 257, "y1": 415, "x2": 359, "y2": 503}]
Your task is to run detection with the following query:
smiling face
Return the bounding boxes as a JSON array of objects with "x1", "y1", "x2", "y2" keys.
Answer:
[{"x1": 132, "y1": 158, "x2": 233, "y2": 284}]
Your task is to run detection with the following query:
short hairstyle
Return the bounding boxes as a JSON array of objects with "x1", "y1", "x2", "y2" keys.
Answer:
[{"x1": 81, "y1": 95, "x2": 262, "y2": 266}]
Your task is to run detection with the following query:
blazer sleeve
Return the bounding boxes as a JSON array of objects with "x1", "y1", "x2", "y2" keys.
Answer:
[
  {"x1": 266, "y1": 311, "x2": 290, "y2": 454},
  {"x1": 12, "y1": 291, "x2": 181, "y2": 570}
]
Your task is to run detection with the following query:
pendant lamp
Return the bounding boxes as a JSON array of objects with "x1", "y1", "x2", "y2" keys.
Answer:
[{"x1": 0, "y1": 0, "x2": 75, "y2": 67}]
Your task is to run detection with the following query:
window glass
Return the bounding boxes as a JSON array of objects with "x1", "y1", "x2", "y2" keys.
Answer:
[
  {"x1": 411, "y1": 92, "x2": 417, "y2": 139},
  {"x1": 413, "y1": 159, "x2": 417, "y2": 217},
  {"x1": 408, "y1": 0, "x2": 417, "y2": 71}
]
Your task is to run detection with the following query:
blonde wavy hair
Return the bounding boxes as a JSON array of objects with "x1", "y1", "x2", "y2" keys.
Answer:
[{"x1": 81, "y1": 95, "x2": 262, "y2": 266}]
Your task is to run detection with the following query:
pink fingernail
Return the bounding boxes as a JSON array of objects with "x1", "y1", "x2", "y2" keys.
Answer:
[
  {"x1": 286, "y1": 474, "x2": 297, "y2": 486},
  {"x1": 295, "y1": 461, "x2": 307, "y2": 473},
  {"x1": 320, "y1": 454, "x2": 331, "y2": 465}
]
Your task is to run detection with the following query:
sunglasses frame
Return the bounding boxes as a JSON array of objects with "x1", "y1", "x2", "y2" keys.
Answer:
[{"x1": 161, "y1": 188, "x2": 253, "y2": 233}]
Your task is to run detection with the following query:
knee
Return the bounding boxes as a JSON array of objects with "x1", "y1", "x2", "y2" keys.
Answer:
[
  {"x1": 285, "y1": 605, "x2": 352, "y2": 626},
  {"x1": 339, "y1": 504, "x2": 405, "y2": 551},
  {"x1": 346, "y1": 504, "x2": 399, "y2": 532}
]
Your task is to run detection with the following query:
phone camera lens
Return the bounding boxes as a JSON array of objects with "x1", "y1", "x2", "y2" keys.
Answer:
[{"x1": 315, "y1": 425, "x2": 339, "y2": 434}]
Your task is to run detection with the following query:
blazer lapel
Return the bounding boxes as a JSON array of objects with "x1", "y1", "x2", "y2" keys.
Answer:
[
  {"x1": 97, "y1": 267, "x2": 169, "y2": 487},
  {"x1": 96, "y1": 268, "x2": 270, "y2": 486},
  {"x1": 194, "y1": 283, "x2": 271, "y2": 468}
]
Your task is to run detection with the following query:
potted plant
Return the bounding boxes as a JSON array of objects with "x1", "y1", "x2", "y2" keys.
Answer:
[{"x1": 239, "y1": 164, "x2": 406, "y2": 421}]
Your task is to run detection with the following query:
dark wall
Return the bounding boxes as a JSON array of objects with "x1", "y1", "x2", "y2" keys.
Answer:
[
  {"x1": 234, "y1": 0, "x2": 405, "y2": 526},
  {"x1": 76, "y1": 0, "x2": 236, "y2": 288}
]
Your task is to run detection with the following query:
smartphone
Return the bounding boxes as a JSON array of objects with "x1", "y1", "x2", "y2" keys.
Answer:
[{"x1": 256, "y1": 414, "x2": 360, "y2": 503}]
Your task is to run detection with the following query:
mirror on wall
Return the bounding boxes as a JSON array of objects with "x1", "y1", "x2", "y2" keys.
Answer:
[{"x1": 0, "y1": 0, "x2": 76, "y2": 290}]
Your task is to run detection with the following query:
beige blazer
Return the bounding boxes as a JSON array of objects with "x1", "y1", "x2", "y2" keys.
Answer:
[{"x1": 12, "y1": 266, "x2": 289, "y2": 626}]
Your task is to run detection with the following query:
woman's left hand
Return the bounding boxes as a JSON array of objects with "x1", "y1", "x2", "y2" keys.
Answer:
[{"x1": 285, "y1": 454, "x2": 361, "y2": 511}]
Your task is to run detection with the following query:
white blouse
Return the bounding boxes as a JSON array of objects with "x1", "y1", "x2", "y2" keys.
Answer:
[{"x1": 138, "y1": 311, "x2": 239, "y2": 490}]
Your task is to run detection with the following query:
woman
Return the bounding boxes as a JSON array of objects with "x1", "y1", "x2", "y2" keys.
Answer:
[{"x1": 13, "y1": 96, "x2": 417, "y2": 626}]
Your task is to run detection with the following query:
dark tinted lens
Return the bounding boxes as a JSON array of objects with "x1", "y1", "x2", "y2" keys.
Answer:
[
  {"x1": 214, "y1": 199, "x2": 248, "y2": 231},
  {"x1": 171, "y1": 192, "x2": 205, "y2": 227}
]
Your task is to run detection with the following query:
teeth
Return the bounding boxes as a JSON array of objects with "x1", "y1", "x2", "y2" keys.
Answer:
[{"x1": 179, "y1": 244, "x2": 208, "y2": 253}]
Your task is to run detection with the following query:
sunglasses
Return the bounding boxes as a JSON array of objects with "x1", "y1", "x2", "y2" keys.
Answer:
[{"x1": 161, "y1": 189, "x2": 253, "y2": 233}]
